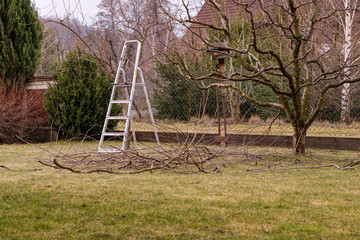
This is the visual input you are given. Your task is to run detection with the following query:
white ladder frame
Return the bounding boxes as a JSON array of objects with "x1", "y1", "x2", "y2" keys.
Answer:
[{"x1": 98, "y1": 40, "x2": 160, "y2": 153}]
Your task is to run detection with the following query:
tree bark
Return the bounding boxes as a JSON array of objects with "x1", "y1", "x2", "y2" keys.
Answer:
[
  {"x1": 341, "y1": 82, "x2": 351, "y2": 124},
  {"x1": 229, "y1": 88, "x2": 241, "y2": 122},
  {"x1": 341, "y1": 0, "x2": 354, "y2": 125},
  {"x1": 293, "y1": 126, "x2": 306, "y2": 154}
]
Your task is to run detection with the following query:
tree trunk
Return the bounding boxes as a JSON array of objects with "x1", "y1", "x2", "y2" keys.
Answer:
[
  {"x1": 341, "y1": 0, "x2": 353, "y2": 125},
  {"x1": 229, "y1": 88, "x2": 241, "y2": 122},
  {"x1": 293, "y1": 125, "x2": 306, "y2": 154},
  {"x1": 341, "y1": 83, "x2": 351, "y2": 125}
]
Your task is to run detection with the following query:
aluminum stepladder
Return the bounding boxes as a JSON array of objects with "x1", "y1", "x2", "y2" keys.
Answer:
[{"x1": 98, "y1": 40, "x2": 160, "y2": 153}]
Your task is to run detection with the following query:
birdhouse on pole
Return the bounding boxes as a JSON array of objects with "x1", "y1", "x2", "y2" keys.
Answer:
[
  {"x1": 206, "y1": 42, "x2": 230, "y2": 60},
  {"x1": 206, "y1": 42, "x2": 230, "y2": 143}
]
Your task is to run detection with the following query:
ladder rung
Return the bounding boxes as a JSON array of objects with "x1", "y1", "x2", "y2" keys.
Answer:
[
  {"x1": 106, "y1": 116, "x2": 127, "y2": 120},
  {"x1": 113, "y1": 83, "x2": 144, "y2": 87},
  {"x1": 111, "y1": 82, "x2": 130, "y2": 86},
  {"x1": 102, "y1": 132, "x2": 125, "y2": 136},
  {"x1": 110, "y1": 100, "x2": 131, "y2": 104}
]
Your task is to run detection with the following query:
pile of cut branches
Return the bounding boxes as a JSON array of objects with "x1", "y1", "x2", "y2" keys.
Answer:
[
  {"x1": 39, "y1": 140, "x2": 225, "y2": 174},
  {"x1": 37, "y1": 131, "x2": 360, "y2": 175}
]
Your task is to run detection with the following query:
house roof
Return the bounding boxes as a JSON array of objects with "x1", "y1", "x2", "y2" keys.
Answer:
[
  {"x1": 194, "y1": 0, "x2": 260, "y2": 24},
  {"x1": 181, "y1": 0, "x2": 260, "y2": 41},
  {"x1": 195, "y1": 0, "x2": 239, "y2": 23}
]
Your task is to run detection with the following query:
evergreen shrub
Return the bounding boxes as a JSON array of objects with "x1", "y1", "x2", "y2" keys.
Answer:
[{"x1": 44, "y1": 49, "x2": 120, "y2": 137}]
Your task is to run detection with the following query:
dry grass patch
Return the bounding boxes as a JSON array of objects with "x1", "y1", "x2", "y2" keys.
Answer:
[{"x1": 130, "y1": 119, "x2": 360, "y2": 138}]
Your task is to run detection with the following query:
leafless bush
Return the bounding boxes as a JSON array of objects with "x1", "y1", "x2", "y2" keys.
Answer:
[{"x1": 0, "y1": 85, "x2": 48, "y2": 143}]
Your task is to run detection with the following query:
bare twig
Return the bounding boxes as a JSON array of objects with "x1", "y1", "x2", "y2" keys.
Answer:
[
  {"x1": 0, "y1": 165, "x2": 11, "y2": 171},
  {"x1": 344, "y1": 160, "x2": 360, "y2": 168},
  {"x1": 0, "y1": 164, "x2": 42, "y2": 172}
]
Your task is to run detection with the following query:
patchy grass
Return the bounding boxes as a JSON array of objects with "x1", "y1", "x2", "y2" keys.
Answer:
[
  {"x1": 128, "y1": 119, "x2": 360, "y2": 138},
  {"x1": 0, "y1": 142, "x2": 360, "y2": 239}
]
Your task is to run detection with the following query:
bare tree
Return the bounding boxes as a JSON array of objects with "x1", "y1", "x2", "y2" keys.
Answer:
[
  {"x1": 328, "y1": 0, "x2": 360, "y2": 125},
  {"x1": 37, "y1": 18, "x2": 80, "y2": 75},
  {"x1": 39, "y1": 0, "x2": 173, "y2": 80},
  {"x1": 158, "y1": 0, "x2": 360, "y2": 153}
]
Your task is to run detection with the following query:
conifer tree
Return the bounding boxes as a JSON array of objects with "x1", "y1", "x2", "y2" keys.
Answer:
[{"x1": 0, "y1": 0, "x2": 42, "y2": 86}]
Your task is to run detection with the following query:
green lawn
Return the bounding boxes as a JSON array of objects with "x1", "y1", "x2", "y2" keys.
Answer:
[{"x1": 0, "y1": 142, "x2": 360, "y2": 239}]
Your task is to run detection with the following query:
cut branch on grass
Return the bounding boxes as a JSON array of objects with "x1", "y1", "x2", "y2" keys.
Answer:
[
  {"x1": 247, "y1": 164, "x2": 356, "y2": 172},
  {"x1": 0, "y1": 164, "x2": 42, "y2": 172},
  {"x1": 0, "y1": 165, "x2": 11, "y2": 170},
  {"x1": 344, "y1": 160, "x2": 360, "y2": 168}
]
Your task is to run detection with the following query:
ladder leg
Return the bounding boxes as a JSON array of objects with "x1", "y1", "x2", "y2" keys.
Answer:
[
  {"x1": 98, "y1": 99, "x2": 113, "y2": 151},
  {"x1": 131, "y1": 117, "x2": 138, "y2": 149},
  {"x1": 121, "y1": 75, "x2": 132, "y2": 151},
  {"x1": 98, "y1": 44, "x2": 129, "y2": 153},
  {"x1": 138, "y1": 68, "x2": 161, "y2": 149}
]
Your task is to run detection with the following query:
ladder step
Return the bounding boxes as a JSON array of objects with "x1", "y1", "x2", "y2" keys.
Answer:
[
  {"x1": 106, "y1": 116, "x2": 127, "y2": 120},
  {"x1": 102, "y1": 132, "x2": 125, "y2": 136},
  {"x1": 113, "y1": 83, "x2": 144, "y2": 87},
  {"x1": 110, "y1": 100, "x2": 131, "y2": 104}
]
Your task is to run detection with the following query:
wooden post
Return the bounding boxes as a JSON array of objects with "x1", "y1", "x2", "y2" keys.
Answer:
[{"x1": 219, "y1": 58, "x2": 227, "y2": 140}]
